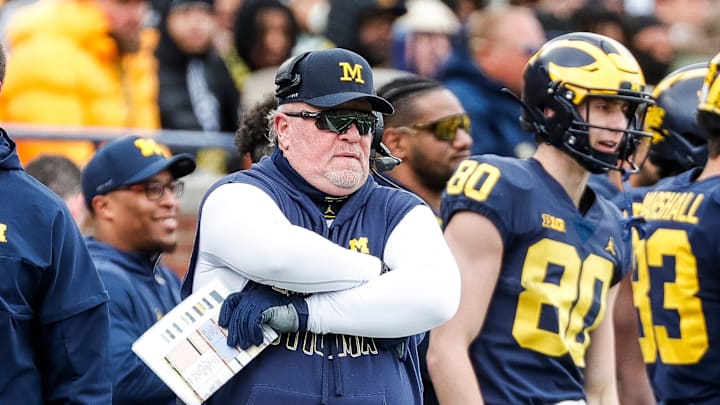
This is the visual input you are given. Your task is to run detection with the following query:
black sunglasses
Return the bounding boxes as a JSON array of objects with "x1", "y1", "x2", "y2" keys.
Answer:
[
  {"x1": 405, "y1": 113, "x2": 471, "y2": 142},
  {"x1": 284, "y1": 109, "x2": 377, "y2": 135}
]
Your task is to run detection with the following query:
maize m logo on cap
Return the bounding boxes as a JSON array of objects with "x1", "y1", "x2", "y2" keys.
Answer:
[
  {"x1": 134, "y1": 138, "x2": 170, "y2": 158},
  {"x1": 339, "y1": 62, "x2": 365, "y2": 84}
]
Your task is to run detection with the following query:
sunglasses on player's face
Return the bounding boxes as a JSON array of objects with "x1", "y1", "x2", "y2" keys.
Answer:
[
  {"x1": 284, "y1": 109, "x2": 377, "y2": 135},
  {"x1": 405, "y1": 113, "x2": 471, "y2": 142}
]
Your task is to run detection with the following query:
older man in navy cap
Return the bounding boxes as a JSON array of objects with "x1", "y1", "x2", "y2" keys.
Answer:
[
  {"x1": 182, "y1": 48, "x2": 460, "y2": 404},
  {"x1": 82, "y1": 135, "x2": 196, "y2": 405}
]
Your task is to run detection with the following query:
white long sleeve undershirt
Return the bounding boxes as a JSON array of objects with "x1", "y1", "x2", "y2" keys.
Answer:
[{"x1": 192, "y1": 182, "x2": 460, "y2": 337}]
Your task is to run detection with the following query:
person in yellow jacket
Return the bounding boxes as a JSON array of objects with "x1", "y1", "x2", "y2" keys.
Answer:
[{"x1": 0, "y1": 0, "x2": 160, "y2": 167}]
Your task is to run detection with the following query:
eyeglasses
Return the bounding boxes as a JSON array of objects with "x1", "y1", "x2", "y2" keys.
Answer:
[
  {"x1": 404, "y1": 113, "x2": 471, "y2": 142},
  {"x1": 118, "y1": 180, "x2": 184, "y2": 201},
  {"x1": 284, "y1": 109, "x2": 377, "y2": 135}
]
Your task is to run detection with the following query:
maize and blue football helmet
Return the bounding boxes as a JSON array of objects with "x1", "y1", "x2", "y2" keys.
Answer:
[
  {"x1": 698, "y1": 52, "x2": 720, "y2": 136},
  {"x1": 645, "y1": 63, "x2": 708, "y2": 178},
  {"x1": 520, "y1": 32, "x2": 655, "y2": 174}
]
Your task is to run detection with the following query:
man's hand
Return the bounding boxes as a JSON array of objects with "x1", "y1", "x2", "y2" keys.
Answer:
[{"x1": 218, "y1": 283, "x2": 308, "y2": 349}]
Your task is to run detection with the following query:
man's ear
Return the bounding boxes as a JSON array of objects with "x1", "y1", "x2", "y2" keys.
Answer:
[
  {"x1": 275, "y1": 114, "x2": 291, "y2": 151},
  {"x1": 382, "y1": 127, "x2": 410, "y2": 160},
  {"x1": 91, "y1": 194, "x2": 114, "y2": 221}
]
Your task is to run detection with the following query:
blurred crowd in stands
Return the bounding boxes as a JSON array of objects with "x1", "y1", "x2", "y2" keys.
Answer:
[{"x1": 0, "y1": 0, "x2": 718, "y2": 174}]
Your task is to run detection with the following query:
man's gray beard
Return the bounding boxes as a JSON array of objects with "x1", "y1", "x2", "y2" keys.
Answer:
[{"x1": 325, "y1": 169, "x2": 363, "y2": 189}]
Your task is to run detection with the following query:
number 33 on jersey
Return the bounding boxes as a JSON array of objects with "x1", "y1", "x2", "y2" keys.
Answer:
[{"x1": 628, "y1": 169, "x2": 720, "y2": 401}]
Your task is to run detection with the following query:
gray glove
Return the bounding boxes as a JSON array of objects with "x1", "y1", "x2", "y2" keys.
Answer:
[{"x1": 262, "y1": 304, "x2": 301, "y2": 333}]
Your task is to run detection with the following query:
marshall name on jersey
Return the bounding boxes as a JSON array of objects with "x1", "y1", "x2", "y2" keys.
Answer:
[{"x1": 631, "y1": 168, "x2": 720, "y2": 403}]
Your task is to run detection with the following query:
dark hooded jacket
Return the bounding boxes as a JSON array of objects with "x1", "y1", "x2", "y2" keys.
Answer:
[
  {"x1": 85, "y1": 237, "x2": 181, "y2": 405},
  {"x1": 0, "y1": 129, "x2": 111, "y2": 404}
]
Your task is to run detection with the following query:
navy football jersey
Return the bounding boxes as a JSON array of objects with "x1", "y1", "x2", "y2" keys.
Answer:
[
  {"x1": 632, "y1": 168, "x2": 720, "y2": 403},
  {"x1": 441, "y1": 156, "x2": 630, "y2": 404},
  {"x1": 611, "y1": 184, "x2": 653, "y2": 216},
  {"x1": 588, "y1": 173, "x2": 620, "y2": 200}
]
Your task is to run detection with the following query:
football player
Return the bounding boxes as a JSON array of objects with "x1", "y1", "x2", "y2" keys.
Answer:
[
  {"x1": 623, "y1": 52, "x2": 720, "y2": 404},
  {"x1": 634, "y1": 62, "x2": 709, "y2": 188},
  {"x1": 613, "y1": 62, "x2": 710, "y2": 404},
  {"x1": 427, "y1": 32, "x2": 654, "y2": 404}
]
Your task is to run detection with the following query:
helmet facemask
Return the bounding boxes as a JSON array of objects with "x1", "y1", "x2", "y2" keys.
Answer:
[
  {"x1": 534, "y1": 83, "x2": 653, "y2": 174},
  {"x1": 520, "y1": 32, "x2": 655, "y2": 174}
]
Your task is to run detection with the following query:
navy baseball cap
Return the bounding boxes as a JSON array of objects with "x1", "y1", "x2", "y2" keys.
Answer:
[
  {"x1": 275, "y1": 48, "x2": 394, "y2": 114},
  {"x1": 81, "y1": 136, "x2": 196, "y2": 206}
]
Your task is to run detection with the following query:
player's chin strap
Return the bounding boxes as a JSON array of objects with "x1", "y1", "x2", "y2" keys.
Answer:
[{"x1": 617, "y1": 168, "x2": 648, "y2": 242}]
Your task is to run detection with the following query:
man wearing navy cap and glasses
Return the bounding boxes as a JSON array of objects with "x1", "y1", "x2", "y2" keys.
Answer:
[
  {"x1": 182, "y1": 47, "x2": 460, "y2": 404},
  {"x1": 82, "y1": 135, "x2": 196, "y2": 405}
]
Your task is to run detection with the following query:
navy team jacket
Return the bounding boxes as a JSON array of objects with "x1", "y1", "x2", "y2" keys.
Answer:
[
  {"x1": 85, "y1": 237, "x2": 181, "y2": 405},
  {"x1": 0, "y1": 130, "x2": 112, "y2": 404},
  {"x1": 183, "y1": 151, "x2": 426, "y2": 404}
]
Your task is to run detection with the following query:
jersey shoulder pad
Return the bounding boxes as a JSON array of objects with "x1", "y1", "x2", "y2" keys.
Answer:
[
  {"x1": 459, "y1": 155, "x2": 535, "y2": 192},
  {"x1": 441, "y1": 155, "x2": 535, "y2": 234}
]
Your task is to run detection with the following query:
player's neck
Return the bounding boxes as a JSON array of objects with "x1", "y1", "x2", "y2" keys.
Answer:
[
  {"x1": 696, "y1": 156, "x2": 720, "y2": 182},
  {"x1": 534, "y1": 145, "x2": 589, "y2": 207}
]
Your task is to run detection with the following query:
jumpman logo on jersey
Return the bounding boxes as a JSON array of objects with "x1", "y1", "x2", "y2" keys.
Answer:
[
  {"x1": 324, "y1": 205, "x2": 336, "y2": 218},
  {"x1": 605, "y1": 237, "x2": 616, "y2": 257},
  {"x1": 323, "y1": 196, "x2": 348, "y2": 219}
]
